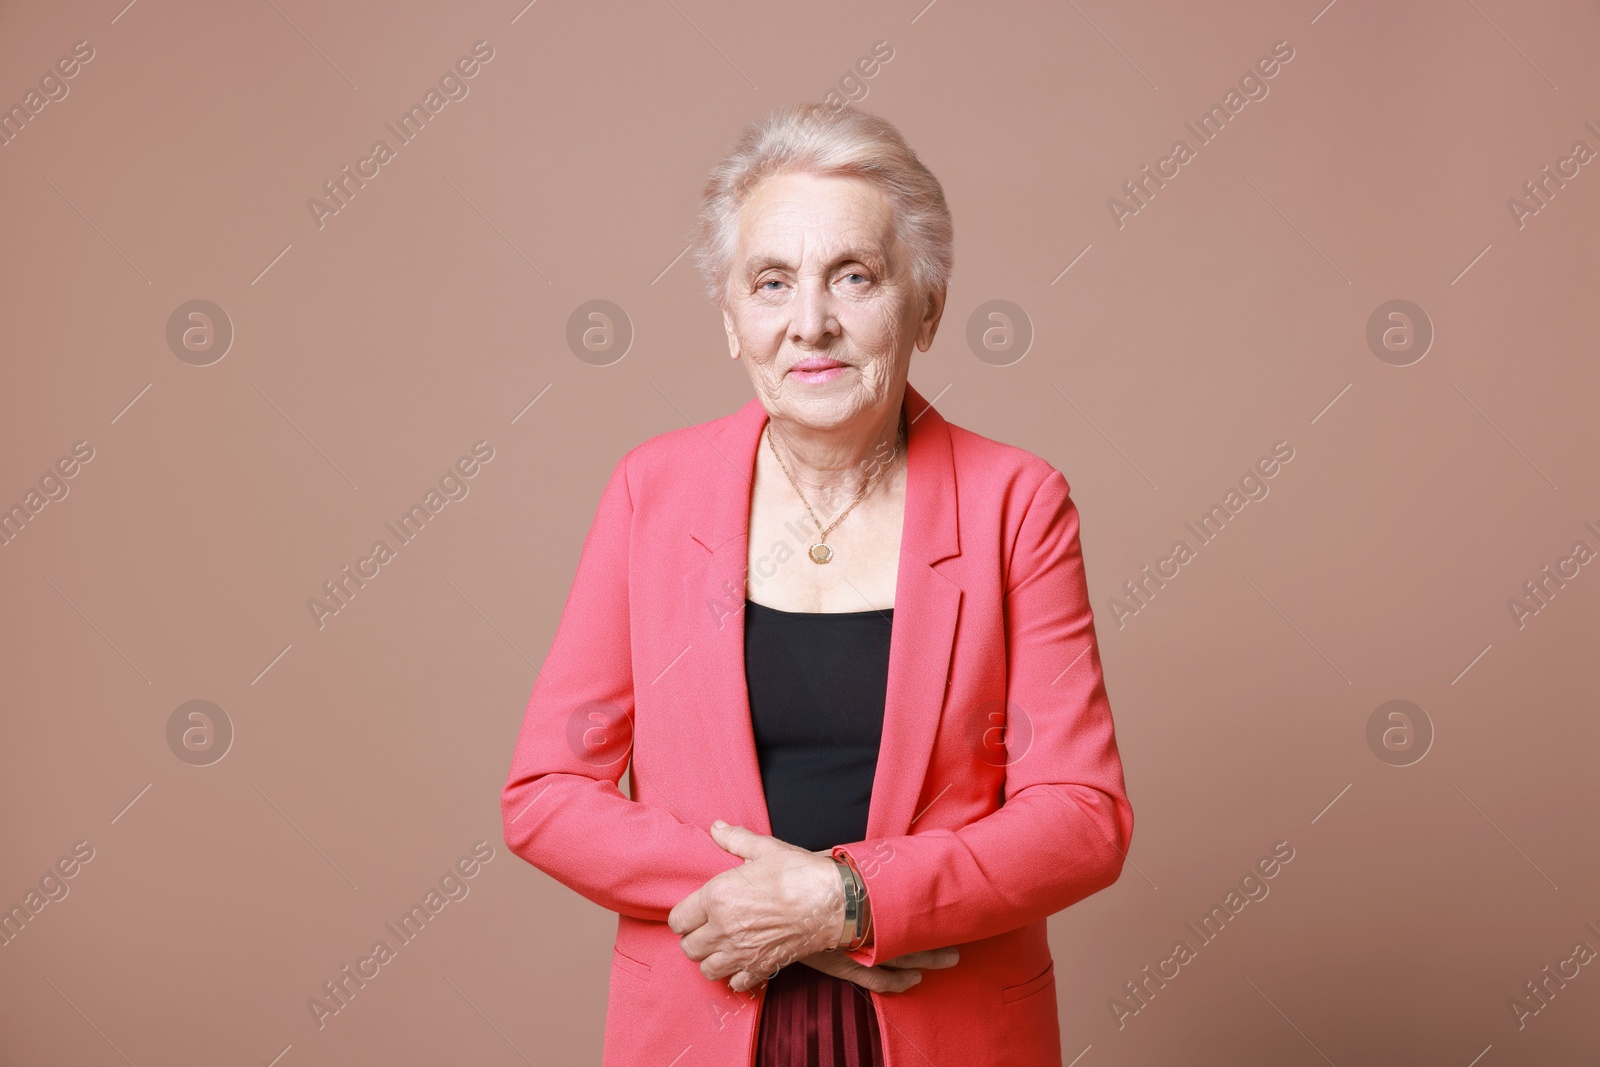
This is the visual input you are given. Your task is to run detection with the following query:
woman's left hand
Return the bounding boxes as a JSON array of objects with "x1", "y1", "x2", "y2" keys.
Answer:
[{"x1": 668, "y1": 820, "x2": 846, "y2": 992}]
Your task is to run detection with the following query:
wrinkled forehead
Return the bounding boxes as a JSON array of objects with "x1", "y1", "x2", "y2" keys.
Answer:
[{"x1": 733, "y1": 173, "x2": 902, "y2": 276}]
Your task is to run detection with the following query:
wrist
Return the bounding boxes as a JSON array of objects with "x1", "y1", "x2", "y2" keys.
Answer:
[
  {"x1": 830, "y1": 849, "x2": 873, "y2": 951},
  {"x1": 829, "y1": 858, "x2": 856, "y2": 950}
]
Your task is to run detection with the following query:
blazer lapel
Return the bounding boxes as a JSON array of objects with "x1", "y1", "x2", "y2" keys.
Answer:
[
  {"x1": 872, "y1": 383, "x2": 961, "y2": 839},
  {"x1": 684, "y1": 381, "x2": 962, "y2": 842}
]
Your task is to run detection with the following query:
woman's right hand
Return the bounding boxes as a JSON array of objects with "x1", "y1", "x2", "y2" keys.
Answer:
[{"x1": 796, "y1": 947, "x2": 960, "y2": 993}]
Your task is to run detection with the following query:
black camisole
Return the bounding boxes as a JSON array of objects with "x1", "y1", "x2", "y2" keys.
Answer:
[
  {"x1": 745, "y1": 597, "x2": 894, "y2": 1066},
  {"x1": 742, "y1": 598, "x2": 893, "y2": 852}
]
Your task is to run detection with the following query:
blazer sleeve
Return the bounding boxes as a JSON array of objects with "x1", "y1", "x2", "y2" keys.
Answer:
[
  {"x1": 500, "y1": 452, "x2": 743, "y2": 923},
  {"x1": 832, "y1": 466, "x2": 1134, "y2": 965}
]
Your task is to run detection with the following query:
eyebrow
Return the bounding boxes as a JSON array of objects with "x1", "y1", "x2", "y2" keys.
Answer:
[{"x1": 741, "y1": 247, "x2": 888, "y2": 276}]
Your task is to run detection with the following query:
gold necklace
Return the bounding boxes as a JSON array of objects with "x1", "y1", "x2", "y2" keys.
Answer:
[{"x1": 765, "y1": 412, "x2": 905, "y2": 564}]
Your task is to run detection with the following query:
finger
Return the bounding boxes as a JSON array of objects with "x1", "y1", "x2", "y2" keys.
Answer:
[
  {"x1": 706, "y1": 950, "x2": 785, "y2": 985},
  {"x1": 666, "y1": 890, "x2": 708, "y2": 937},
  {"x1": 728, "y1": 968, "x2": 769, "y2": 994},
  {"x1": 677, "y1": 921, "x2": 723, "y2": 964},
  {"x1": 858, "y1": 967, "x2": 923, "y2": 994},
  {"x1": 799, "y1": 952, "x2": 923, "y2": 994},
  {"x1": 697, "y1": 948, "x2": 748, "y2": 983},
  {"x1": 709, "y1": 820, "x2": 769, "y2": 861},
  {"x1": 882, "y1": 948, "x2": 961, "y2": 970}
]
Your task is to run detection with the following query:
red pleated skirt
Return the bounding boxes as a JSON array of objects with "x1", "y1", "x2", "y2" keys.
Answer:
[{"x1": 755, "y1": 963, "x2": 885, "y2": 1067}]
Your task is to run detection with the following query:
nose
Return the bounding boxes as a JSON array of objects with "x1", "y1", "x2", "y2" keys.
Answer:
[{"x1": 788, "y1": 275, "x2": 839, "y2": 348}]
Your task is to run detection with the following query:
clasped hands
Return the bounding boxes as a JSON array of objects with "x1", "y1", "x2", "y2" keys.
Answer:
[{"x1": 666, "y1": 819, "x2": 958, "y2": 995}]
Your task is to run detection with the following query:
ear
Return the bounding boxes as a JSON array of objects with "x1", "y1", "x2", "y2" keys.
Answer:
[
  {"x1": 721, "y1": 306, "x2": 741, "y2": 360},
  {"x1": 914, "y1": 286, "x2": 947, "y2": 353}
]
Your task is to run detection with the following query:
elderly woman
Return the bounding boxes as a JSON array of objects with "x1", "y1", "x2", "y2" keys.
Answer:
[{"x1": 501, "y1": 102, "x2": 1133, "y2": 1067}]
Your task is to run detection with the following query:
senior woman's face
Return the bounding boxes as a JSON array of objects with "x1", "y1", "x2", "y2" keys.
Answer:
[{"x1": 721, "y1": 171, "x2": 942, "y2": 428}]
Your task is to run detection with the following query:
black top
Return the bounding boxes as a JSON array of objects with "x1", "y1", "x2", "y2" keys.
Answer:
[{"x1": 743, "y1": 598, "x2": 893, "y2": 852}]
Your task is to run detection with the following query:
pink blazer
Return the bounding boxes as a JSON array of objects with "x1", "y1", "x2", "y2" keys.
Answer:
[{"x1": 501, "y1": 381, "x2": 1134, "y2": 1066}]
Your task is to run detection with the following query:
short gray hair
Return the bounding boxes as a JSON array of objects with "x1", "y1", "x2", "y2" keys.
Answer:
[{"x1": 691, "y1": 102, "x2": 954, "y2": 309}]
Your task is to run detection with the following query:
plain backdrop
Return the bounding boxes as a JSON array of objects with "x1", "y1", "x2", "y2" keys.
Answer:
[{"x1": 0, "y1": 1, "x2": 1596, "y2": 1064}]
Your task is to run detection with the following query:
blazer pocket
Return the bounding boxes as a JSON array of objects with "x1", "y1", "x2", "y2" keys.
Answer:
[
  {"x1": 1001, "y1": 960, "x2": 1055, "y2": 1005},
  {"x1": 612, "y1": 947, "x2": 652, "y2": 983}
]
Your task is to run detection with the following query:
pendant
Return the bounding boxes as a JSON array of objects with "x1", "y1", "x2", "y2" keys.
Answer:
[{"x1": 808, "y1": 543, "x2": 834, "y2": 564}]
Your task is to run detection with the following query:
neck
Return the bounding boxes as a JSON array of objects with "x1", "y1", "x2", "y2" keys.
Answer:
[{"x1": 765, "y1": 401, "x2": 905, "y2": 517}]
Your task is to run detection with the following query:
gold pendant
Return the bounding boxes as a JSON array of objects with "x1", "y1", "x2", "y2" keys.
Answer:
[{"x1": 808, "y1": 543, "x2": 833, "y2": 564}]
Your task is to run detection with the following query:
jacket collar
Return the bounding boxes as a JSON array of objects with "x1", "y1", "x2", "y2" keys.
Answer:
[{"x1": 684, "y1": 379, "x2": 963, "y2": 840}]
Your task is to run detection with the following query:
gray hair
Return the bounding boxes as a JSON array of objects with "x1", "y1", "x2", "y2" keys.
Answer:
[{"x1": 691, "y1": 102, "x2": 954, "y2": 310}]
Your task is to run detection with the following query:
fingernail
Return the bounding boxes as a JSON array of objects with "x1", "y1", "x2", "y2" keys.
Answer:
[{"x1": 712, "y1": 819, "x2": 727, "y2": 829}]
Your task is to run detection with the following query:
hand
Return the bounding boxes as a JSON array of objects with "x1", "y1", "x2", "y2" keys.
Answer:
[
  {"x1": 668, "y1": 821, "x2": 846, "y2": 992},
  {"x1": 797, "y1": 947, "x2": 962, "y2": 994}
]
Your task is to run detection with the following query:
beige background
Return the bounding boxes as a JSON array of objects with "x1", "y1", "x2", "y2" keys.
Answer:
[{"x1": 2, "y1": 0, "x2": 1597, "y2": 1064}]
